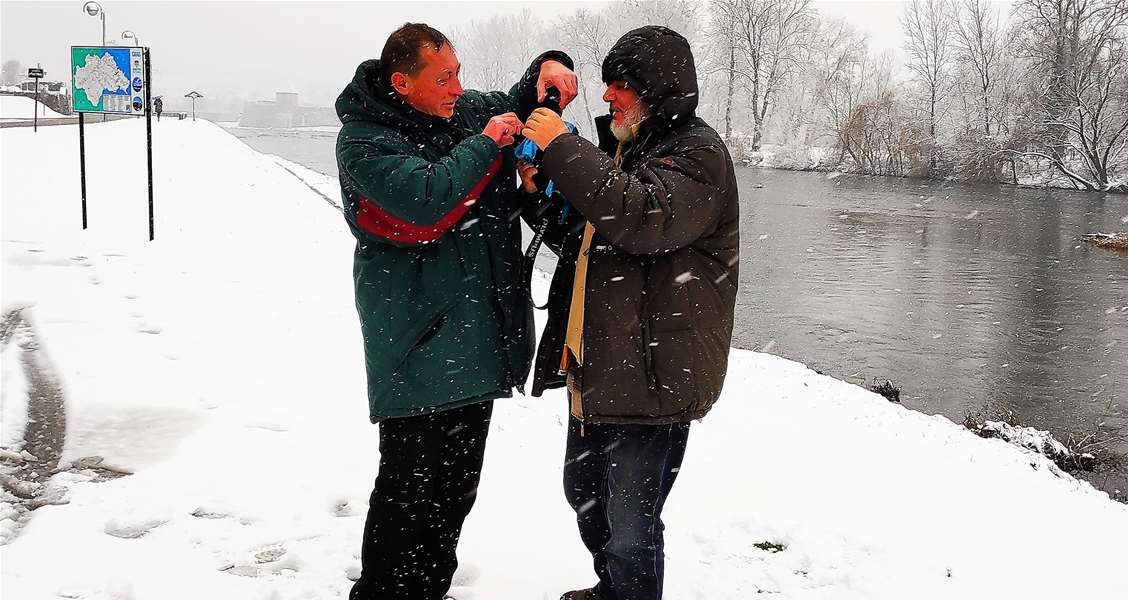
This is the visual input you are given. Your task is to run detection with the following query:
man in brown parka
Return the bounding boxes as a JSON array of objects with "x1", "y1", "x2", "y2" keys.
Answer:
[{"x1": 521, "y1": 25, "x2": 740, "y2": 600}]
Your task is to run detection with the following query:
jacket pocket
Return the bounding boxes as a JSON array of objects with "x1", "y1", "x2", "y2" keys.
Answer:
[
  {"x1": 646, "y1": 327, "x2": 699, "y2": 417},
  {"x1": 583, "y1": 331, "x2": 653, "y2": 419},
  {"x1": 412, "y1": 314, "x2": 447, "y2": 351},
  {"x1": 383, "y1": 302, "x2": 456, "y2": 375}
]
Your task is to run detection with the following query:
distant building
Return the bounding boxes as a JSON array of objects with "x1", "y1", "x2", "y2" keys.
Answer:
[
  {"x1": 19, "y1": 80, "x2": 67, "y2": 94},
  {"x1": 238, "y1": 92, "x2": 338, "y2": 128}
]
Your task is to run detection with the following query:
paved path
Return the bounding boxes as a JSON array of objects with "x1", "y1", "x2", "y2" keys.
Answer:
[{"x1": 0, "y1": 308, "x2": 67, "y2": 491}]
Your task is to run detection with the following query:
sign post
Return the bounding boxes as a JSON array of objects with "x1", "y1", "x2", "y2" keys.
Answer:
[
  {"x1": 79, "y1": 112, "x2": 88, "y2": 229},
  {"x1": 144, "y1": 49, "x2": 154, "y2": 241},
  {"x1": 28, "y1": 67, "x2": 44, "y2": 132},
  {"x1": 71, "y1": 46, "x2": 153, "y2": 238}
]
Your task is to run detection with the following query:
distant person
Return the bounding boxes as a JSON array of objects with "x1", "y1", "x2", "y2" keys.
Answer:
[
  {"x1": 334, "y1": 22, "x2": 576, "y2": 600},
  {"x1": 153, "y1": 96, "x2": 163, "y2": 121},
  {"x1": 520, "y1": 26, "x2": 740, "y2": 600}
]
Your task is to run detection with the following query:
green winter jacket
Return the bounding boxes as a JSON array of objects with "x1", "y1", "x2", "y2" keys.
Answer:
[{"x1": 335, "y1": 51, "x2": 572, "y2": 422}]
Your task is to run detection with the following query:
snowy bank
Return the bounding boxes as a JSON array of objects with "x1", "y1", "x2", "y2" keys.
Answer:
[
  {"x1": 0, "y1": 95, "x2": 66, "y2": 120},
  {"x1": 2, "y1": 119, "x2": 1127, "y2": 599}
]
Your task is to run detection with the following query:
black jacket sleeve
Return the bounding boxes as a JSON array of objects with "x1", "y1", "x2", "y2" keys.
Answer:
[
  {"x1": 457, "y1": 50, "x2": 575, "y2": 123},
  {"x1": 538, "y1": 132, "x2": 729, "y2": 255}
]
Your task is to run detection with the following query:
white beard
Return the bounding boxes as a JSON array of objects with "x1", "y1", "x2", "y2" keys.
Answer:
[{"x1": 610, "y1": 103, "x2": 648, "y2": 142}]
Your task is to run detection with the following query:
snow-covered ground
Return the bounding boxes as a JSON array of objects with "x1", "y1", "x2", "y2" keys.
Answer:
[
  {"x1": 0, "y1": 95, "x2": 66, "y2": 120},
  {"x1": 2, "y1": 119, "x2": 1127, "y2": 599}
]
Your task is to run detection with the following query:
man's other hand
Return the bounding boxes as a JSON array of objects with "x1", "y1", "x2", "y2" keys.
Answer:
[
  {"x1": 522, "y1": 108, "x2": 569, "y2": 151},
  {"x1": 537, "y1": 60, "x2": 578, "y2": 110},
  {"x1": 517, "y1": 161, "x2": 539, "y2": 193},
  {"x1": 484, "y1": 113, "x2": 524, "y2": 148}
]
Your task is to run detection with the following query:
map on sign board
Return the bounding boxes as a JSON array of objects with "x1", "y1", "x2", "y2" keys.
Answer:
[{"x1": 71, "y1": 46, "x2": 147, "y2": 115}]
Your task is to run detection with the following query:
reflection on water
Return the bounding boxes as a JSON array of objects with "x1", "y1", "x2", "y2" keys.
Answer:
[
  {"x1": 739, "y1": 169, "x2": 1127, "y2": 499},
  {"x1": 224, "y1": 125, "x2": 1128, "y2": 500}
]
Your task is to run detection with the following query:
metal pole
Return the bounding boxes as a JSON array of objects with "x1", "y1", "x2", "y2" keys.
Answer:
[
  {"x1": 145, "y1": 48, "x2": 154, "y2": 241},
  {"x1": 79, "y1": 112, "x2": 88, "y2": 229},
  {"x1": 101, "y1": 14, "x2": 106, "y2": 123},
  {"x1": 33, "y1": 78, "x2": 39, "y2": 132}
]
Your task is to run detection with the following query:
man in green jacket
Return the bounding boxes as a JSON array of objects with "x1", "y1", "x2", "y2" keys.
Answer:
[{"x1": 335, "y1": 23, "x2": 575, "y2": 600}]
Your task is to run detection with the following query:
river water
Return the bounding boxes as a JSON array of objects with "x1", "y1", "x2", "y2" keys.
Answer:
[{"x1": 224, "y1": 125, "x2": 1128, "y2": 499}]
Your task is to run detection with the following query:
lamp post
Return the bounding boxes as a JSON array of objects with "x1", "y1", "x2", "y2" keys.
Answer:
[
  {"x1": 185, "y1": 91, "x2": 203, "y2": 122},
  {"x1": 83, "y1": 1, "x2": 105, "y2": 45},
  {"x1": 121, "y1": 30, "x2": 140, "y2": 47}
]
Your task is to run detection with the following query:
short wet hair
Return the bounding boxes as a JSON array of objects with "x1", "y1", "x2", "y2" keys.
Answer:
[{"x1": 381, "y1": 23, "x2": 453, "y2": 81}]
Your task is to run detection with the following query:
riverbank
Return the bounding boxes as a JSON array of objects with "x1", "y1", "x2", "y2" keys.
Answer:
[
  {"x1": 747, "y1": 142, "x2": 1128, "y2": 194},
  {"x1": 3, "y1": 119, "x2": 1127, "y2": 598}
]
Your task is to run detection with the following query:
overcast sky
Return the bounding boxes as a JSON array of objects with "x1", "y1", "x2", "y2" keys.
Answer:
[{"x1": 1, "y1": 1, "x2": 998, "y2": 110}]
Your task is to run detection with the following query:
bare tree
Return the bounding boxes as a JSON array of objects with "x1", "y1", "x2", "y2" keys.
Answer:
[
  {"x1": 551, "y1": 9, "x2": 612, "y2": 133},
  {"x1": 609, "y1": 0, "x2": 700, "y2": 37},
  {"x1": 705, "y1": 0, "x2": 743, "y2": 141},
  {"x1": 901, "y1": 0, "x2": 956, "y2": 174},
  {"x1": 833, "y1": 53, "x2": 915, "y2": 175},
  {"x1": 953, "y1": 0, "x2": 1003, "y2": 137},
  {"x1": 454, "y1": 9, "x2": 543, "y2": 92},
  {"x1": 1010, "y1": 0, "x2": 1128, "y2": 191},
  {"x1": 946, "y1": 0, "x2": 1016, "y2": 180},
  {"x1": 809, "y1": 17, "x2": 870, "y2": 159},
  {"x1": 724, "y1": 0, "x2": 817, "y2": 149}
]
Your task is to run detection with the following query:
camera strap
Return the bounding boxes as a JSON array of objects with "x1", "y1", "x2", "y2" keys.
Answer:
[{"x1": 523, "y1": 217, "x2": 552, "y2": 310}]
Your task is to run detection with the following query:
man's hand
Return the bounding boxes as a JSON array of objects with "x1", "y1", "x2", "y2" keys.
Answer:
[
  {"x1": 517, "y1": 161, "x2": 539, "y2": 193},
  {"x1": 522, "y1": 107, "x2": 570, "y2": 151},
  {"x1": 537, "y1": 60, "x2": 578, "y2": 110},
  {"x1": 483, "y1": 112, "x2": 524, "y2": 148}
]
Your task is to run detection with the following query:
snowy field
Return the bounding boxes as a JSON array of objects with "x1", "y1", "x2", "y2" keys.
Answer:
[
  {"x1": 2, "y1": 119, "x2": 1127, "y2": 599},
  {"x1": 0, "y1": 95, "x2": 66, "y2": 120}
]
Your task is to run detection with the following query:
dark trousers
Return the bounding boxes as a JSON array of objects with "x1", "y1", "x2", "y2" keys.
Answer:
[
  {"x1": 563, "y1": 418, "x2": 690, "y2": 600},
  {"x1": 350, "y1": 401, "x2": 493, "y2": 600}
]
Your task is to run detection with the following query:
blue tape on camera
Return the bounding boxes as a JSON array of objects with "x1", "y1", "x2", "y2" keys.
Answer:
[{"x1": 515, "y1": 121, "x2": 576, "y2": 224}]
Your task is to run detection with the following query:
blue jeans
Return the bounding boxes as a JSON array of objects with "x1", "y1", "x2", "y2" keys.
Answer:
[{"x1": 563, "y1": 418, "x2": 690, "y2": 600}]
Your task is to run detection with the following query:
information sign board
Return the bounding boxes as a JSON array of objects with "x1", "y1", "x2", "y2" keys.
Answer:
[{"x1": 70, "y1": 46, "x2": 147, "y2": 115}]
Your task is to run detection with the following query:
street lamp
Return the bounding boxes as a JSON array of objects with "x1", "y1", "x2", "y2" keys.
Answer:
[
  {"x1": 83, "y1": 1, "x2": 105, "y2": 45},
  {"x1": 121, "y1": 30, "x2": 140, "y2": 47}
]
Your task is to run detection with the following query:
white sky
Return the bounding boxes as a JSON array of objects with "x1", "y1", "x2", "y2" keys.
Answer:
[{"x1": 1, "y1": 0, "x2": 1015, "y2": 110}]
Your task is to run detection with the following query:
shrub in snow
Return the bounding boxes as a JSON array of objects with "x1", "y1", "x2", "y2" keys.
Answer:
[
  {"x1": 972, "y1": 420, "x2": 1097, "y2": 473},
  {"x1": 867, "y1": 379, "x2": 901, "y2": 403}
]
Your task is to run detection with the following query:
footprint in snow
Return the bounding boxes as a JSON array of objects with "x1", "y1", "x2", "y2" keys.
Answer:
[
  {"x1": 253, "y1": 543, "x2": 287, "y2": 564},
  {"x1": 332, "y1": 497, "x2": 359, "y2": 517},
  {"x1": 221, "y1": 545, "x2": 299, "y2": 578},
  {"x1": 137, "y1": 324, "x2": 163, "y2": 334},
  {"x1": 190, "y1": 506, "x2": 232, "y2": 519},
  {"x1": 104, "y1": 517, "x2": 168, "y2": 539}
]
